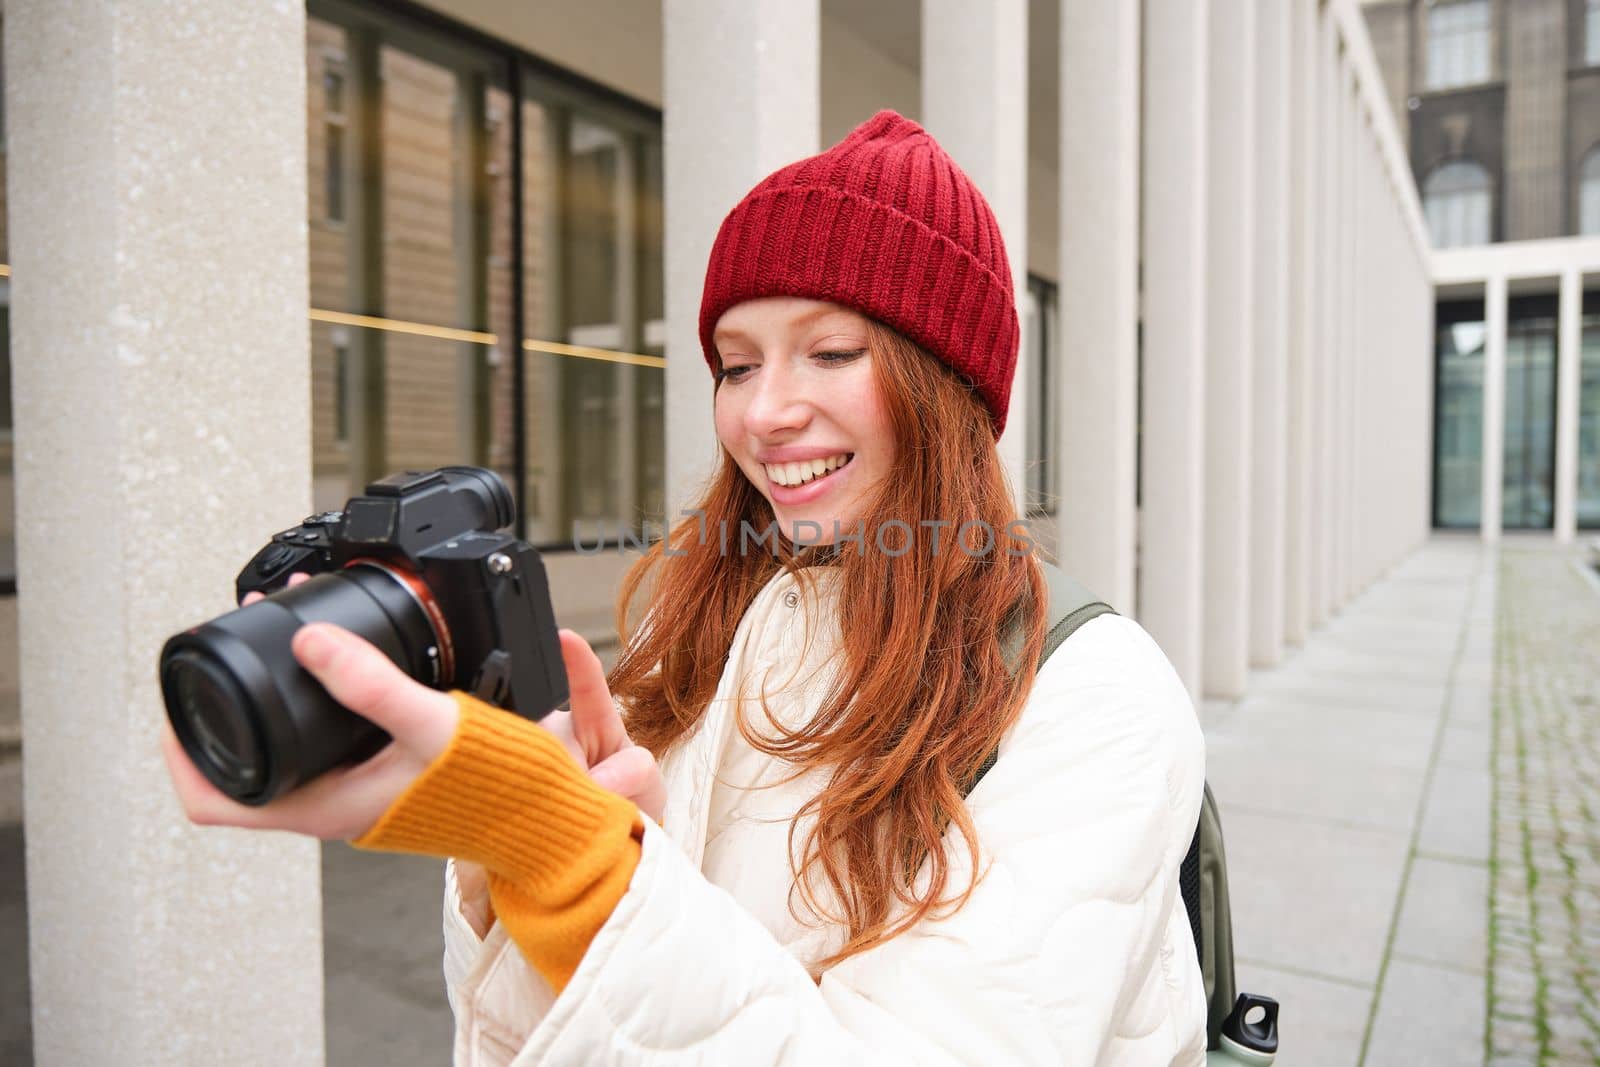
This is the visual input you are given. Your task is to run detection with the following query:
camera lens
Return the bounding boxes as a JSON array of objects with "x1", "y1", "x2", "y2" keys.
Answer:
[
  {"x1": 166, "y1": 651, "x2": 264, "y2": 793},
  {"x1": 160, "y1": 565, "x2": 446, "y2": 806}
]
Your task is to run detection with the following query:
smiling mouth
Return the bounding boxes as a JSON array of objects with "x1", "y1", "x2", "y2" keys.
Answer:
[{"x1": 762, "y1": 453, "x2": 854, "y2": 488}]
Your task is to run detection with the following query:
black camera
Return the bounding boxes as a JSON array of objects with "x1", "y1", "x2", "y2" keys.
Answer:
[{"x1": 159, "y1": 466, "x2": 568, "y2": 806}]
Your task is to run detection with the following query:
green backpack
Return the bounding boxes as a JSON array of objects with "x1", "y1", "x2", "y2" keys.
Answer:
[{"x1": 979, "y1": 561, "x2": 1279, "y2": 1064}]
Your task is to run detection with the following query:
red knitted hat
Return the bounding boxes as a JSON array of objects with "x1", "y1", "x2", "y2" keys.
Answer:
[{"x1": 699, "y1": 110, "x2": 1020, "y2": 436}]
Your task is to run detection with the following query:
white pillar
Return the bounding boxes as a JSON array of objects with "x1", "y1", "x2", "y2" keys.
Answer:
[
  {"x1": 1284, "y1": 0, "x2": 1317, "y2": 647},
  {"x1": 1202, "y1": 0, "x2": 1256, "y2": 698},
  {"x1": 8, "y1": 2, "x2": 324, "y2": 1063},
  {"x1": 1139, "y1": 0, "x2": 1209, "y2": 695},
  {"x1": 921, "y1": 0, "x2": 1029, "y2": 512},
  {"x1": 1482, "y1": 273, "x2": 1508, "y2": 543},
  {"x1": 1055, "y1": 0, "x2": 1140, "y2": 609},
  {"x1": 1338, "y1": 63, "x2": 1357, "y2": 605},
  {"x1": 663, "y1": 0, "x2": 819, "y2": 519},
  {"x1": 1310, "y1": 9, "x2": 1335, "y2": 627},
  {"x1": 1327, "y1": 59, "x2": 1348, "y2": 613},
  {"x1": 1251, "y1": 0, "x2": 1289, "y2": 666},
  {"x1": 1555, "y1": 268, "x2": 1582, "y2": 543}
]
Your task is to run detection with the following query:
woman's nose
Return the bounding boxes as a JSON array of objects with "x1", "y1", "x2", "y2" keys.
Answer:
[{"x1": 743, "y1": 362, "x2": 812, "y2": 436}]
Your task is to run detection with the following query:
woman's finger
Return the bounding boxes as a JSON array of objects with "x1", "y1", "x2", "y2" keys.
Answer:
[
  {"x1": 240, "y1": 571, "x2": 311, "y2": 607},
  {"x1": 589, "y1": 745, "x2": 666, "y2": 824},
  {"x1": 158, "y1": 721, "x2": 284, "y2": 831},
  {"x1": 291, "y1": 623, "x2": 458, "y2": 761},
  {"x1": 558, "y1": 629, "x2": 628, "y2": 765},
  {"x1": 533, "y1": 708, "x2": 588, "y2": 769}
]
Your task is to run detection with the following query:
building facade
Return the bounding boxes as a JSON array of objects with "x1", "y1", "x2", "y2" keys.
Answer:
[
  {"x1": 1362, "y1": 0, "x2": 1600, "y2": 539},
  {"x1": 1363, "y1": 0, "x2": 1600, "y2": 246},
  {"x1": 4, "y1": 0, "x2": 1437, "y2": 1061}
]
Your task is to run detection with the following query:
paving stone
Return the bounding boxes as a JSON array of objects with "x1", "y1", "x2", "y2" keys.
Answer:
[
  {"x1": 1448, "y1": 682, "x2": 1495, "y2": 730},
  {"x1": 1233, "y1": 960, "x2": 1371, "y2": 1067},
  {"x1": 1393, "y1": 857, "x2": 1490, "y2": 974},
  {"x1": 1207, "y1": 737, "x2": 1428, "y2": 834},
  {"x1": 1365, "y1": 958, "x2": 1486, "y2": 1067},
  {"x1": 1417, "y1": 764, "x2": 1492, "y2": 864},
  {"x1": 1485, "y1": 545, "x2": 1600, "y2": 1063},
  {"x1": 1244, "y1": 670, "x2": 1451, "y2": 717},
  {"x1": 1224, "y1": 809, "x2": 1409, "y2": 986},
  {"x1": 322, "y1": 844, "x2": 455, "y2": 1065},
  {"x1": 1437, "y1": 724, "x2": 1492, "y2": 770},
  {"x1": 1215, "y1": 697, "x2": 1440, "y2": 773}
]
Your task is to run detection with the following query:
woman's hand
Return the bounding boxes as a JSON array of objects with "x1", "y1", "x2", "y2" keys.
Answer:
[
  {"x1": 159, "y1": 612, "x2": 460, "y2": 840},
  {"x1": 162, "y1": 575, "x2": 664, "y2": 838},
  {"x1": 541, "y1": 630, "x2": 667, "y2": 825}
]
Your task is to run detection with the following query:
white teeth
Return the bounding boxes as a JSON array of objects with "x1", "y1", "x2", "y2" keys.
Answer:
[{"x1": 764, "y1": 453, "x2": 851, "y2": 487}]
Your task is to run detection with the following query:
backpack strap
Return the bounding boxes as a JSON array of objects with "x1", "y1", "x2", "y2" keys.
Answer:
[{"x1": 971, "y1": 561, "x2": 1115, "y2": 792}]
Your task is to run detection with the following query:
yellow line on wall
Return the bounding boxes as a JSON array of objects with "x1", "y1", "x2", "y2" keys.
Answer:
[
  {"x1": 522, "y1": 338, "x2": 666, "y2": 369},
  {"x1": 308, "y1": 306, "x2": 665, "y2": 368},
  {"x1": 0, "y1": 281, "x2": 663, "y2": 369},
  {"x1": 309, "y1": 307, "x2": 498, "y2": 346},
  {"x1": 0, "y1": 264, "x2": 10, "y2": 278}
]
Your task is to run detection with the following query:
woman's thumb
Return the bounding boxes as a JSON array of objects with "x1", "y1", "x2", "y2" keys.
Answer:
[
  {"x1": 589, "y1": 745, "x2": 666, "y2": 823},
  {"x1": 291, "y1": 623, "x2": 457, "y2": 760}
]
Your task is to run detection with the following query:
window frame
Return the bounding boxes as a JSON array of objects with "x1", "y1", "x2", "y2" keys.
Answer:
[
  {"x1": 1422, "y1": 158, "x2": 1494, "y2": 248},
  {"x1": 307, "y1": 0, "x2": 664, "y2": 550},
  {"x1": 1424, "y1": 0, "x2": 1493, "y2": 92}
]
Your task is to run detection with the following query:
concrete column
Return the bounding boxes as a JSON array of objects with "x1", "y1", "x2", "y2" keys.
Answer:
[
  {"x1": 1284, "y1": 0, "x2": 1317, "y2": 647},
  {"x1": 1251, "y1": 0, "x2": 1289, "y2": 666},
  {"x1": 1055, "y1": 0, "x2": 1139, "y2": 610},
  {"x1": 1339, "y1": 64, "x2": 1357, "y2": 605},
  {"x1": 1327, "y1": 59, "x2": 1349, "y2": 613},
  {"x1": 1309, "y1": 10, "x2": 1335, "y2": 627},
  {"x1": 1555, "y1": 268, "x2": 1582, "y2": 543},
  {"x1": 1138, "y1": 0, "x2": 1209, "y2": 695},
  {"x1": 922, "y1": 0, "x2": 1029, "y2": 512},
  {"x1": 7, "y1": 3, "x2": 324, "y2": 1064},
  {"x1": 1202, "y1": 0, "x2": 1256, "y2": 699},
  {"x1": 1482, "y1": 273, "x2": 1508, "y2": 543},
  {"x1": 663, "y1": 0, "x2": 819, "y2": 519}
]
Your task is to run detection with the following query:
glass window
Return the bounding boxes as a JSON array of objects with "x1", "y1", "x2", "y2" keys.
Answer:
[
  {"x1": 1579, "y1": 306, "x2": 1600, "y2": 528},
  {"x1": 1426, "y1": 0, "x2": 1491, "y2": 90},
  {"x1": 1024, "y1": 276, "x2": 1059, "y2": 517},
  {"x1": 1502, "y1": 310, "x2": 1556, "y2": 530},
  {"x1": 304, "y1": 4, "x2": 665, "y2": 551},
  {"x1": 1588, "y1": 0, "x2": 1600, "y2": 66},
  {"x1": 322, "y1": 63, "x2": 347, "y2": 223},
  {"x1": 303, "y1": 10, "x2": 510, "y2": 528},
  {"x1": 1580, "y1": 147, "x2": 1600, "y2": 236},
  {"x1": 1434, "y1": 305, "x2": 1486, "y2": 528},
  {"x1": 517, "y1": 76, "x2": 665, "y2": 546},
  {"x1": 1423, "y1": 159, "x2": 1493, "y2": 248}
]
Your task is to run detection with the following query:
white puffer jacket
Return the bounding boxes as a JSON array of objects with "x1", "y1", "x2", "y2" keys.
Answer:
[{"x1": 438, "y1": 567, "x2": 1208, "y2": 1065}]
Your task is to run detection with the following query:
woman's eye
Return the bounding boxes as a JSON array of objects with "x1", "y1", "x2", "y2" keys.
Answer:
[
  {"x1": 717, "y1": 364, "x2": 754, "y2": 383},
  {"x1": 815, "y1": 348, "x2": 866, "y2": 365}
]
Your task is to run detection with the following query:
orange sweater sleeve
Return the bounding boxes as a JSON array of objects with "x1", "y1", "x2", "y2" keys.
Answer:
[{"x1": 353, "y1": 692, "x2": 643, "y2": 992}]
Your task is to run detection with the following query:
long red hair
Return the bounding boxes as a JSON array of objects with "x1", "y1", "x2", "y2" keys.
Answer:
[{"x1": 608, "y1": 319, "x2": 1045, "y2": 966}]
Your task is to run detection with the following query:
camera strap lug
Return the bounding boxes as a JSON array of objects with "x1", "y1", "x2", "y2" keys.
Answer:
[{"x1": 470, "y1": 650, "x2": 514, "y2": 707}]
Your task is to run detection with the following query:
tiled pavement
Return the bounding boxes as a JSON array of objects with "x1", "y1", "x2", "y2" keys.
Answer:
[
  {"x1": 4, "y1": 536, "x2": 1596, "y2": 1065},
  {"x1": 1486, "y1": 547, "x2": 1600, "y2": 1064},
  {"x1": 1204, "y1": 536, "x2": 1498, "y2": 1067}
]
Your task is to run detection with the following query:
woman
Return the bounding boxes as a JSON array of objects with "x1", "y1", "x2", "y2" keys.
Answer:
[{"x1": 164, "y1": 110, "x2": 1208, "y2": 1065}]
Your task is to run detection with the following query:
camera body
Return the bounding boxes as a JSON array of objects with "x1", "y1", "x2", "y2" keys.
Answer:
[
  {"x1": 162, "y1": 466, "x2": 568, "y2": 805},
  {"x1": 237, "y1": 468, "x2": 566, "y2": 711}
]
